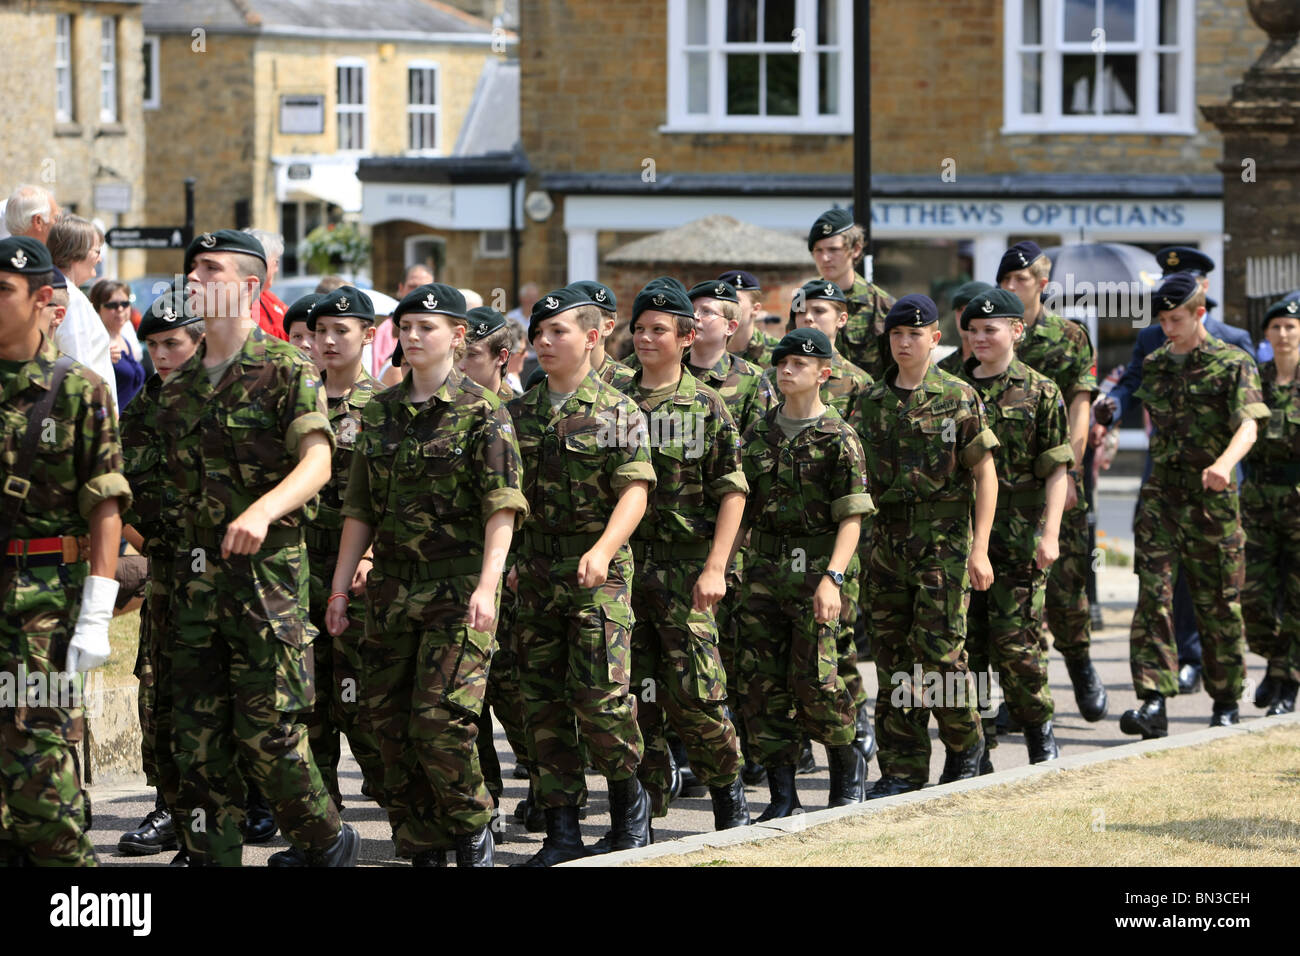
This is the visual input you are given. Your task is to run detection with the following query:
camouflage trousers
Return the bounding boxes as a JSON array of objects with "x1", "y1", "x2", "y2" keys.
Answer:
[
  {"x1": 305, "y1": 544, "x2": 385, "y2": 808},
  {"x1": 967, "y1": 508, "x2": 1054, "y2": 749},
  {"x1": 838, "y1": 523, "x2": 873, "y2": 710},
  {"x1": 631, "y1": 554, "x2": 742, "y2": 817},
  {"x1": 360, "y1": 565, "x2": 495, "y2": 854},
  {"x1": 171, "y1": 538, "x2": 341, "y2": 866},
  {"x1": 735, "y1": 547, "x2": 858, "y2": 769},
  {"x1": 867, "y1": 511, "x2": 983, "y2": 784},
  {"x1": 479, "y1": 585, "x2": 531, "y2": 801},
  {"x1": 0, "y1": 563, "x2": 96, "y2": 866},
  {"x1": 1129, "y1": 481, "x2": 1246, "y2": 703},
  {"x1": 136, "y1": 553, "x2": 182, "y2": 815},
  {"x1": 514, "y1": 547, "x2": 642, "y2": 809},
  {"x1": 1046, "y1": 477, "x2": 1092, "y2": 662},
  {"x1": 1241, "y1": 482, "x2": 1300, "y2": 684}
]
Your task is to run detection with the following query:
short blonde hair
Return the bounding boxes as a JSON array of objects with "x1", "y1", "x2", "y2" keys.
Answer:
[{"x1": 1029, "y1": 254, "x2": 1052, "y2": 282}]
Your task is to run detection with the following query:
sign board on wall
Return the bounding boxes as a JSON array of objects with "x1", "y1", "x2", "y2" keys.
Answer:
[{"x1": 280, "y1": 95, "x2": 325, "y2": 135}]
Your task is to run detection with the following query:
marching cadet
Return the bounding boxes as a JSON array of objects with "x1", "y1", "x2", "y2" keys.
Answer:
[
  {"x1": 568, "y1": 280, "x2": 637, "y2": 390},
  {"x1": 721, "y1": 269, "x2": 779, "y2": 369},
  {"x1": 506, "y1": 286, "x2": 657, "y2": 865},
  {"x1": 616, "y1": 280, "x2": 750, "y2": 831},
  {"x1": 158, "y1": 229, "x2": 356, "y2": 867},
  {"x1": 855, "y1": 294, "x2": 999, "y2": 797},
  {"x1": 284, "y1": 293, "x2": 320, "y2": 364},
  {"x1": 299, "y1": 286, "x2": 385, "y2": 811},
  {"x1": 329, "y1": 283, "x2": 527, "y2": 868},
  {"x1": 461, "y1": 306, "x2": 517, "y2": 402},
  {"x1": 1242, "y1": 293, "x2": 1300, "y2": 716},
  {"x1": 998, "y1": 241, "x2": 1106, "y2": 724},
  {"x1": 807, "y1": 209, "x2": 895, "y2": 380},
  {"x1": 736, "y1": 327, "x2": 875, "y2": 817},
  {"x1": 937, "y1": 280, "x2": 994, "y2": 377},
  {"x1": 957, "y1": 289, "x2": 1072, "y2": 769},
  {"x1": 116, "y1": 290, "x2": 202, "y2": 860},
  {"x1": 0, "y1": 237, "x2": 129, "y2": 866},
  {"x1": 1120, "y1": 274, "x2": 1267, "y2": 738}
]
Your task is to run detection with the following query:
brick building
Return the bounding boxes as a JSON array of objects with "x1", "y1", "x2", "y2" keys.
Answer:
[
  {"x1": 0, "y1": 1, "x2": 148, "y2": 280},
  {"x1": 138, "y1": 0, "x2": 508, "y2": 280}
]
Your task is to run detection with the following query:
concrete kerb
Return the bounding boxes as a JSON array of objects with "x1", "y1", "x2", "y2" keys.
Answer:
[{"x1": 562, "y1": 712, "x2": 1300, "y2": 866}]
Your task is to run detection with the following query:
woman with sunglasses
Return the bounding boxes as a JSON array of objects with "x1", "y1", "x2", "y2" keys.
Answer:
[{"x1": 90, "y1": 279, "x2": 147, "y2": 408}]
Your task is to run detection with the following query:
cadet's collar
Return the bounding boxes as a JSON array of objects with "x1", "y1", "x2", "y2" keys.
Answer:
[
  {"x1": 574, "y1": 366, "x2": 604, "y2": 404},
  {"x1": 673, "y1": 368, "x2": 698, "y2": 404},
  {"x1": 339, "y1": 365, "x2": 379, "y2": 407},
  {"x1": 10, "y1": 333, "x2": 61, "y2": 396},
  {"x1": 693, "y1": 350, "x2": 731, "y2": 382},
  {"x1": 236, "y1": 326, "x2": 270, "y2": 366},
  {"x1": 434, "y1": 365, "x2": 464, "y2": 404},
  {"x1": 918, "y1": 360, "x2": 949, "y2": 393},
  {"x1": 814, "y1": 403, "x2": 845, "y2": 432}
]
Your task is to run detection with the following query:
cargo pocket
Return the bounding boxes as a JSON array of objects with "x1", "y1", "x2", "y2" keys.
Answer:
[
  {"x1": 595, "y1": 602, "x2": 633, "y2": 688},
  {"x1": 273, "y1": 618, "x2": 316, "y2": 714},
  {"x1": 814, "y1": 622, "x2": 840, "y2": 690},
  {"x1": 685, "y1": 618, "x2": 729, "y2": 702},
  {"x1": 441, "y1": 623, "x2": 494, "y2": 719}
]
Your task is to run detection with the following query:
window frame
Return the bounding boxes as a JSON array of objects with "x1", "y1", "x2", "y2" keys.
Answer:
[
  {"x1": 478, "y1": 230, "x2": 508, "y2": 258},
  {"x1": 55, "y1": 14, "x2": 74, "y2": 123},
  {"x1": 663, "y1": 0, "x2": 854, "y2": 134},
  {"x1": 335, "y1": 58, "x2": 369, "y2": 154},
  {"x1": 100, "y1": 16, "x2": 118, "y2": 124},
  {"x1": 142, "y1": 34, "x2": 160, "y2": 110},
  {"x1": 406, "y1": 60, "x2": 441, "y2": 156},
  {"x1": 1003, "y1": 0, "x2": 1196, "y2": 135}
]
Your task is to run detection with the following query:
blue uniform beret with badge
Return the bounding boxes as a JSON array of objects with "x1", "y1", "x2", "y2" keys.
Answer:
[
  {"x1": 309, "y1": 285, "x2": 374, "y2": 330},
  {"x1": 995, "y1": 241, "x2": 1045, "y2": 283},
  {"x1": 568, "y1": 280, "x2": 617, "y2": 313},
  {"x1": 688, "y1": 279, "x2": 739, "y2": 304},
  {"x1": 1156, "y1": 246, "x2": 1214, "y2": 277},
  {"x1": 884, "y1": 293, "x2": 939, "y2": 333},
  {"x1": 807, "y1": 208, "x2": 855, "y2": 251},
  {"x1": 960, "y1": 288, "x2": 1024, "y2": 329},
  {"x1": 394, "y1": 282, "x2": 468, "y2": 329},
  {"x1": 1152, "y1": 272, "x2": 1199, "y2": 314},
  {"x1": 0, "y1": 236, "x2": 54, "y2": 275},
  {"x1": 717, "y1": 269, "x2": 762, "y2": 292},
  {"x1": 772, "y1": 327, "x2": 834, "y2": 364},
  {"x1": 632, "y1": 281, "x2": 695, "y2": 322},
  {"x1": 466, "y1": 306, "x2": 508, "y2": 342}
]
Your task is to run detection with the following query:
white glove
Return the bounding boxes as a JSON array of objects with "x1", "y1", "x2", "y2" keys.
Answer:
[{"x1": 64, "y1": 575, "x2": 119, "y2": 675}]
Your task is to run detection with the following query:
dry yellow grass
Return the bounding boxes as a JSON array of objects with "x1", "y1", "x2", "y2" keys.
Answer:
[{"x1": 638, "y1": 724, "x2": 1300, "y2": 867}]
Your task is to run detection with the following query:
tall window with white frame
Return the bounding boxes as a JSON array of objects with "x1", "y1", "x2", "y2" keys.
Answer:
[
  {"x1": 1006, "y1": 0, "x2": 1192, "y2": 133},
  {"x1": 408, "y1": 62, "x2": 440, "y2": 153},
  {"x1": 100, "y1": 16, "x2": 118, "y2": 123},
  {"x1": 667, "y1": 0, "x2": 852, "y2": 133},
  {"x1": 142, "y1": 35, "x2": 160, "y2": 110},
  {"x1": 337, "y1": 61, "x2": 367, "y2": 151},
  {"x1": 55, "y1": 14, "x2": 74, "y2": 122}
]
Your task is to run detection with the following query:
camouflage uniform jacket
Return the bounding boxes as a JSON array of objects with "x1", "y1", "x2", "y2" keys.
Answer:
[
  {"x1": 739, "y1": 403, "x2": 874, "y2": 539},
  {"x1": 120, "y1": 373, "x2": 178, "y2": 553},
  {"x1": 618, "y1": 368, "x2": 748, "y2": 545},
  {"x1": 496, "y1": 380, "x2": 519, "y2": 404},
  {"x1": 736, "y1": 327, "x2": 780, "y2": 370},
  {"x1": 686, "y1": 349, "x2": 777, "y2": 437},
  {"x1": 0, "y1": 333, "x2": 130, "y2": 539},
  {"x1": 762, "y1": 350, "x2": 872, "y2": 432},
  {"x1": 1015, "y1": 309, "x2": 1097, "y2": 405},
  {"x1": 840, "y1": 272, "x2": 895, "y2": 380},
  {"x1": 936, "y1": 348, "x2": 967, "y2": 378},
  {"x1": 854, "y1": 361, "x2": 1000, "y2": 507},
  {"x1": 1246, "y1": 361, "x2": 1300, "y2": 477},
  {"x1": 342, "y1": 366, "x2": 528, "y2": 562},
  {"x1": 596, "y1": 355, "x2": 637, "y2": 391},
  {"x1": 959, "y1": 356, "x2": 1074, "y2": 498},
  {"x1": 316, "y1": 366, "x2": 381, "y2": 532},
  {"x1": 1136, "y1": 333, "x2": 1270, "y2": 473},
  {"x1": 507, "y1": 368, "x2": 656, "y2": 538},
  {"x1": 156, "y1": 327, "x2": 333, "y2": 531}
]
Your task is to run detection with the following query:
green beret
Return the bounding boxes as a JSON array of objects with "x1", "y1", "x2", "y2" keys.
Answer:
[
  {"x1": 568, "y1": 280, "x2": 616, "y2": 312},
  {"x1": 528, "y1": 286, "x2": 594, "y2": 341},
  {"x1": 138, "y1": 289, "x2": 201, "y2": 339},
  {"x1": 632, "y1": 282, "x2": 695, "y2": 322},
  {"x1": 960, "y1": 288, "x2": 1024, "y2": 330},
  {"x1": 951, "y1": 280, "x2": 994, "y2": 310},
  {"x1": 393, "y1": 283, "x2": 468, "y2": 328},
  {"x1": 309, "y1": 285, "x2": 374, "y2": 330},
  {"x1": 1264, "y1": 293, "x2": 1300, "y2": 328},
  {"x1": 643, "y1": 275, "x2": 689, "y2": 296},
  {"x1": 0, "y1": 237, "x2": 53, "y2": 275},
  {"x1": 185, "y1": 229, "x2": 266, "y2": 269},
  {"x1": 284, "y1": 293, "x2": 323, "y2": 331},
  {"x1": 688, "y1": 280, "x2": 738, "y2": 304},
  {"x1": 772, "y1": 327, "x2": 834, "y2": 364},
  {"x1": 793, "y1": 279, "x2": 847, "y2": 311},
  {"x1": 466, "y1": 306, "x2": 508, "y2": 342},
  {"x1": 807, "y1": 208, "x2": 854, "y2": 251}
]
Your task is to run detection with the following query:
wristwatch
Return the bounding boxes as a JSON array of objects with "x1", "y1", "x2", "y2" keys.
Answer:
[{"x1": 824, "y1": 569, "x2": 844, "y2": 587}]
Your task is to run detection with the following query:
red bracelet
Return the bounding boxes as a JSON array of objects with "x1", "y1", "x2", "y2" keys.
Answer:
[{"x1": 329, "y1": 591, "x2": 349, "y2": 604}]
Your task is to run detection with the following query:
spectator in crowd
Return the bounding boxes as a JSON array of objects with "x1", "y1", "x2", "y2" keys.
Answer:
[
  {"x1": 42, "y1": 209, "x2": 118, "y2": 410},
  {"x1": 90, "y1": 279, "x2": 147, "y2": 408},
  {"x1": 244, "y1": 228, "x2": 289, "y2": 341}
]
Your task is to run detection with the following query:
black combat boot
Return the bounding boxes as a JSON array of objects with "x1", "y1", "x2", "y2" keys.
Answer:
[
  {"x1": 1209, "y1": 701, "x2": 1240, "y2": 727},
  {"x1": 453, "y1": 826, "x2": 494, "y2": 867},
  {"x1": 270, "y1": 823, "x2": 360, "y2": 867},
  {"x1": 242, "y1": 779, "x2": 279, "y2": 845},
  {"x1": 796, "y1": 736, "x2": 817, "y2": 774},
  {"x1": 754, "y1": 765, "x2": 801, "y2": 821},
  {"x1": 1024, "y1": 720, "x2": 1061, "y2": 763},
  {"x1": 118, "y1": 792, "x2": 178, "y2": 855},
  {"x1": 1065, "y1": 656, "x2": 1109, "y2": 722},
  {"x1": 1177, "y1": 662, "x2": 1203, "y2": 695},
  {"x1": 514, "y1": 789, "x2": 546, "y2": 832},
  {"x1": 853, "y1": 703, "x2": 877, "y2": 760},
  {"x1": 1267, "y1": 680, "x2": 1299, "y2": 716},
  {"x1": 1255, "y1": 675, "x2": 1281, "y2": 709},
  {"x1": 1119, "y1": 694, "x2": 1167, "y2": 739},
  {"x1": 168, "y1": 847, "x2": 190, "y2": 866},
  {"x1": 266, "y1": 845, "x2": 306, "y2": 867},
  {"x1": 412, "y1": 849, "x2": 447, "y2": 867},
  {"x1": 826, "y1": 744, "x2": 867, "y2": 807},
  {"x1": 514, "y1": 807, "x2": 588, "y2": 867},
  {"x1": 592, "y1": 777, "x2": 653, "y2": 852},
  {"x1": 669, "y1": 733, "x2": 706, "y2": 797},
  {"x1": 937, "y1": 740, "x2": 985, "y2": 783},
  {"x1": 709, "y1": 777, "x2": 751, "y2": 830},
  {"x1": 739, "y1": 731, "x2": 766, "y2": 786},
  {"x1": 978, "y1": 750, "x2": 994, "y2": 775},
  {"x1": 864, "y1": 775, "x2": 922, "y2": 799}
]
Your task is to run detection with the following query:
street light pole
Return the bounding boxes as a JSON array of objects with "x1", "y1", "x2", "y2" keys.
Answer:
[{"x1": 853, "y1": 1, "x2": 871, "y2": 282}]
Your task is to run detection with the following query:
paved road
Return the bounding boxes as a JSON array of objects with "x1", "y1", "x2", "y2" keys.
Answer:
[{"x1": 90, "y1": 475, "x2": 1270, "y2": 865}]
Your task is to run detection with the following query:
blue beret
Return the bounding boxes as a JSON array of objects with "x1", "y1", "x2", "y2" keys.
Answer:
[
  {"x1": 309, "y1": 285, "x2": 374, "y2": 330},
  {"x1": 0, "y1": 236, "x2": 54, "y2": 275},
  {"x1": 688, "y1": 280, "x2": 739, "y2": 304},
  {"x1": 808, "y1": 208, "x2": 854, "y2": 251},
  {"x1": 1153, "y1": 273, "x2": 1200, "y2": 313},
  {"x1": 717, "y1": 269, "x2": 762, "y2": 292},
  {"x1": 772, "y1": 327, "x2": 834, "y2": 364},
  {"x1": 960, "y1": 288, "x2": 1025, "y2": 329},
  {"x1": 466, "y1": 306, "x2": 508, "y2": 341},
  {"x1": 995, "y1": 241, "x2": 1045, "y2": 283},
  {"x1": 1156, "y1": 246, "x2": 1214, "y2": 277},
  {"x1": 884, "y1": 294, "x2": 939, "y2": 332},
  {"x1": 394, "y1": 283, "x2": 468, "y2": 327},
  {"x1": 568, "y1": 280, "x2": 616, "y2": 312}
]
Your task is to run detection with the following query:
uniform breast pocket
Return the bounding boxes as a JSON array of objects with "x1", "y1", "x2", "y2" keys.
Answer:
[
  {"x1": 225, "y1": 406, "x2": 284, "y2": 491},
  {"x1": 1184, "y1": 378, "x2": 1226, "y2": 421},
  {"x1": 563, "y1": 428, "x2": 607, "y2": 482},
  {"x1": 918, "y1": 417, "x2": 958, "y2": 479},
  {"x1": 653, "y1": 440, "x2": 703, "y2": 509},
  {"x1": 996, "y1": 405, "x2": 1035, "y2": 465},
  {"x1": 421, "y1": 434, "x2": 468, "y2": 476}
]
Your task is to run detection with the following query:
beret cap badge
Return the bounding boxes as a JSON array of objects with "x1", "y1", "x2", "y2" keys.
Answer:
[
  {"x1": 802, "y1": 340, "x2": 815, "y2": 353},
  {"x1": 715, "y1": 285, "x2": 726, "y2": 297},
  {"x1": 821, "y1": 223, "x2": 832, "y2": 234},
  {"x1": 594, "y1": 289, "x2": 606, "y2": 302},
  {"x1": 653, "y1": 293, "x2": 667, "y2": 307},
  {"x1": 162, "y1": 307, "x2": 177, "y2": 322},
  {"x1": 199, "y1": 233, "x2": 217, "y2": 248},
  {"x1": 981, "y1": 298, "x2": 995, "y2": 313},
  {"x1": 10, "y1": 250, "x2": 26, "y2": 269},
  {"x1": 1167, "y1": 251, "x2": 1180, "y2": 266},
  {"x1": 544, "y1": 295, "x2": 559, "y2": 310},
  {"x1": 1290, "y1": 300, "x2": 1299, "y2": 314},
  {"x1": 337, "y1": 296, "x2": 349, "y2": 312},
  {"x1": 423, "y1": 293, "x2": 437, "y2": 309},
  {"x1": 476, "y1": 322, "x2": 488, "y2": 335}
]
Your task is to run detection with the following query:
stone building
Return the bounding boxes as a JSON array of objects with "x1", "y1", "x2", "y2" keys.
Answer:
[
  {"x1": 139, "y1": 0, "x2": 508, "y2": 280},
  {"x1": 0, "y1": 0, "x2": 148, "y2": 280}
]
